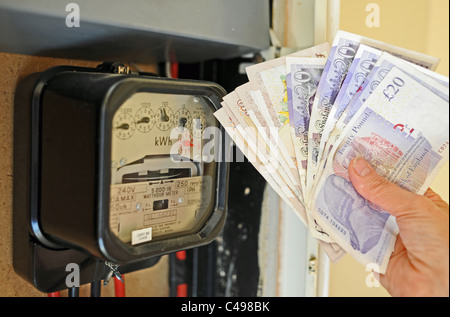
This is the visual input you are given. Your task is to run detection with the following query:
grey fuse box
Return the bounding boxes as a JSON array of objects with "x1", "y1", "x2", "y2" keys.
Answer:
[{"x1": 0, "y1": 0, "x2": 270, "y2": 63}]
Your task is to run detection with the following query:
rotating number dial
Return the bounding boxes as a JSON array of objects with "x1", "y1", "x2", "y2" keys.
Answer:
[
  {"x1": 192, "y1": 114, "x2": 206, "y2": 138},
  {"x1": 155, "y1": 106, "x2": 174, "y2": 131},
  {"x1": 114, "y1": 112, "x2": 136, "y2": 140},
  {"x1": 135, "y1": 107, "x2": 154, "y2": 133},
  {"x1": 175, "y1": 107, "x2": 192, "y2": 131}
]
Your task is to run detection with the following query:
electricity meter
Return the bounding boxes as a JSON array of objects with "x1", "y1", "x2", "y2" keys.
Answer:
[{"x1": 13, "y1": 64, "x2": 228, "y2": 291}]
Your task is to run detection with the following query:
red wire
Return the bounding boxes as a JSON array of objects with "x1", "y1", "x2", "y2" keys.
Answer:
[
  {"x1": 48, "y1": 292, "x2": 60, "y2": 297},
  {"x1": 176, "y1": 250, "x2": 186, "y2": 260},
  {"x1": 177, "y1": 283, "x2": 188, "y2": 297},
  {"x1": 175, "y1": 251, "x2": 187, "y2": 297},
  {"x1": 171, "y1": 62, "x2": 179, "y2": 79},
  {"x1": 114, "y1": 274, "x2": 126, "y2": 297}
]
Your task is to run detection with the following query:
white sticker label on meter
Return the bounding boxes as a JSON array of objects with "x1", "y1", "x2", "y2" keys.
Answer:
[
  {"x1": 131, "y1": 227, "x2": 152, "y2": 245},
  {"x1": 110, "y1": 175, "x2": 212, "y2": 244}
]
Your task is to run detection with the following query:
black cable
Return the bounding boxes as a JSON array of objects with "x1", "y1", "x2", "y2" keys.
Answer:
[
  {"x1": 68, "y1": 287, "x2": 79, "y2": 297},
  {"x1": 169, "y1": 253, "x2": 177, "y2": 297},
  {"x1": 90, "y1": 281, "x2": 101, "y2": 297}
]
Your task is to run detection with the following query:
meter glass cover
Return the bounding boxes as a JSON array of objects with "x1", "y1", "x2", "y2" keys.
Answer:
[{"x1": 110, "y1": 92, "x2": 218, "y2": 245}]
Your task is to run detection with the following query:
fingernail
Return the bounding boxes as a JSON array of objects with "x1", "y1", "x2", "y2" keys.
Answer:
[{"x1": 353, "y1": 156, "x2": 372, "y2": 177}]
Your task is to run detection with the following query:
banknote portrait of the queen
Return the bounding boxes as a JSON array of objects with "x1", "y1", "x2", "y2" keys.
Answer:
[
  {"x1": 319, "y1": 174, "x2": 390, "y2": 254},
  {"x1": 321, "y1": 134, "x2": 400, "y2": 253},
  {"x1": 317, "y1": 108, "x2": 442, "y2": 255}
]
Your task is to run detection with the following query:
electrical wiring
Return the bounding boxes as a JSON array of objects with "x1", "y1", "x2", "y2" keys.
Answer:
[
  {"x1": 91, "y1": 280, "x2": 101, "y2": 297},
  {"x1": 171, "y1": 62, "x2": 179, "y2": 79},
  {"x1": 68, "y1": 287, "x2": 79, "y2": 297},
  {"x1": 175, "y1": 251, "x2": 188, "y2": 297},
  {"x1": 165, "y1": 51, "x2": 179, "y2": 79},
  {"x1": 165, "y1": 62, "x2": 172, "y2": 78},
  {"x1": 114, "y1": 275, "x2": 126, "y2": 297}
]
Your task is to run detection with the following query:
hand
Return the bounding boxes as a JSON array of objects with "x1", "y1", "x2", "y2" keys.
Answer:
[{"x1": 348, "y1": 156, "x2": 449, "y2": 297}]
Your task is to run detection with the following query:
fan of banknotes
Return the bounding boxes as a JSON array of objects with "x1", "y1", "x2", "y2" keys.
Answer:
[{"x1": 214, "y1": 30, "x2": 450, "y2": 273}]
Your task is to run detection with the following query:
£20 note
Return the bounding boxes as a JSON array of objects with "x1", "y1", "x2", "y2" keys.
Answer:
[{"x1": 310, "y1": 66, "x2": 449, "y2": 273}]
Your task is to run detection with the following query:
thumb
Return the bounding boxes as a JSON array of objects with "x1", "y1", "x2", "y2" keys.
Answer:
[{"x1": 348, "y1": 156, "x2": 421, "y2": 218}]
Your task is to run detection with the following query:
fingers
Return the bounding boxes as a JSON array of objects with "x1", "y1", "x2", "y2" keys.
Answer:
[
  {"x1": 424, "y1": 188, "x2": 448, "y2": 204},
  {"x1": 348, "y1": 156, "x2": 421, "y2": 218},
  {"x1": 424, "y1": 188, "x2": 450, "y2": 214},
  {"x1": 424, "y1": 188, "x2": 442, "y2": 201}
]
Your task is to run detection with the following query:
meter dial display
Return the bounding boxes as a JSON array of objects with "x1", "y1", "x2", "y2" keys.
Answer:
[
  {"x1": 155, "y1": 105, "x2": 174, "y2": 131},
  {"x1": 113, "y1": 112, "x2": 136, "y2": 140},
  {"x1": 192, "y1": 113, "x2": 207, "y2": 138},
  {"x1": 135, "y1": 105, "x2": 154, "y2": 133},
  {"x1": 175, "y1": 107, "x2": 192, "y2": 131},
  {"x1": 110, "y1": 92, "x2": 219, "y2": 246}
]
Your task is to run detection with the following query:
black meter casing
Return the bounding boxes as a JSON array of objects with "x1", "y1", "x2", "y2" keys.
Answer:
[{"x1": 13, "y1": 65, "x2": 229, "y2": 292}]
